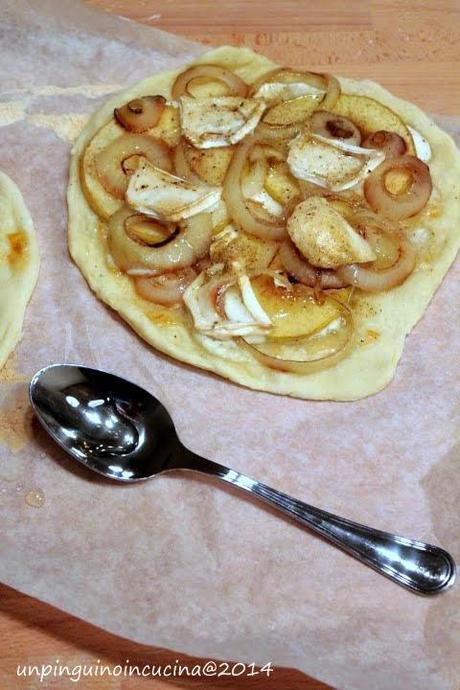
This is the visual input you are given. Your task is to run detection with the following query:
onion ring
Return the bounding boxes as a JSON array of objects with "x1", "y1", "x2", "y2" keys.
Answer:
[
  {"x1": 223, "y1": 136, "x2": 287, "y2": 241},
  {"x1": 250, "y1": 68, "x2": 340, "y2": 111},
  {"x1": 362, "y1": 130, "x2": 407, "y2": 158},
  {"x1": 95, "y1": 134, "x2": 172, "y2": 198},
  {"x1": 364, "y1": 155, "x2": 432, "y2": 220},
  {"x1": 114, "y1": 96, "x2": 166, "y2": 133},
  {"x1": 320, "y1": 74, "x2": 341, "y2": 111},
  {"x1": 134, "y1": 268, "x2": 196, "y2": 305},
  {"x1": 238, "y1": 301, "x2": 353, "y2": 374},
  {"x1": 279, "y1": 241, "x2": 349, "y2": 289},
  {"x1": 254, "y1": 120, "x2": 301, "y2": 142},
  {"x1": 125, "y1": 215, "x2": 174, "y2": 245},
  {"x1": 172, "y1": 138, "x2": 202, "y2": 183},
  {"x1": 344, "y1": 207, "x2": 402, "y2": 268},
  {"x1": 310, "y1": 110, "x2": 361, "y2": 145},
  {"x1": 172, "y1": 64, "x2": 249, "y2": 99},
  {"x1": 241, "y1": 156, "x2": 267, "y2": 197},
  {"x1": 108, "y1": 205, "x2": 213, "y2": 275},
  {"x1": 336, "y1": 235, "x2": 416, "y2": 291}
]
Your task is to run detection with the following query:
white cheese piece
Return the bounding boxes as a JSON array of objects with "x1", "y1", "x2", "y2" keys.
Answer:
[
  {"x1": 287, "y1": 197, "x2": 377, "y2": 269},
  {"x1": 126, "y1": 158, "x2": 220, "y2": 222},
  {"x1": 238, "y1": 274, "x2": 272, "y2": 325},
  {"x1": 183, "y1": 271, "x2": 272, "y2": 340},
  {"x1": 179, "y1": 96, "x2": 266, "y2": 149},
  {"x1": 254, "y1": 81, "x2": 325, "y2": 103},
  {"x1": 223, "y1": 285, "x2": 255, "y2": 323},
  {"x1": 183, "y1": 272, "x2": 218, "y2": 331},
  {"x1": 250, "y1": 189, "x2": 284, "y2": 217},
  {"x1": 287, "y1": 133, "x2": 384, "y2": 192},
  {"x1": 408, "y1": 126, "x2": 432, "y2": 162}
]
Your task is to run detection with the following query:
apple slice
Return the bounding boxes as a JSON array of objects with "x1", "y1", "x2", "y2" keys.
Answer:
[
  {"x1": 188, "y1": 146, "x2": 234, "y2": 185},
  {"x1": 263, "y1": 94, "x2": 323, "y2": 126},
  {"x1": 264, "y1": 160, "x2": 300, "y2": 206},
  {"x1": 250, "y1": 274, "x2": 345, "y2": 340},
  {"x1": 332, "y1": 94, "x2": 414, "y2": 154}
]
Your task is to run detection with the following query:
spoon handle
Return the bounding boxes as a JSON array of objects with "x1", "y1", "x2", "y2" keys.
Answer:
[{"x1": 181, "y1": 453, "x2": 455, "y2": 594}]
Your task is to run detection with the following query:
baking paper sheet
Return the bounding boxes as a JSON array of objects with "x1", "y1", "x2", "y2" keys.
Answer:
[{"x1": 0, "y1": 2, "x2": 459, "y2": 689}]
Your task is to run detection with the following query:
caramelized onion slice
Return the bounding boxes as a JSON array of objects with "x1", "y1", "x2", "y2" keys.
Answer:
[
  {"x1": 238, "y1": 302, "x2": 353, "y2": 374},
  {"x1": 279, "y1": 241, "x2": 349, "y2": 289},
  {"x1": 321, "y1": 74, "x2": 341, "y2": 111},
  {"x1": 250, "y1": 68, "x2": 320, "y2": 92},
  {"x1": 251, "y1": 68, "x2": 340, "y2": 111},
  {"x1": 223, "y1": 136, "x2": 287, "y2": 241},
  {"x1": 172, "y1": 64, "x2": 249, "y2": 99},
  {"x1": 364, "y1": 155, "x2": 432, "y2": 220},
  {"x1": 341, "y1": 207, "x2": 402, "y2": 269},
  {"x1": 173, "y1": 138, "x2": 202, "y2": 183},
  {"x1": 134, "y1": 268, "x2": 196, "y2": 305},
  {"x1": 95, "y1": 134, "x2": 172, "y2": 198},
  {"x1": 310, "y1": 110, "x2": 361, "y2": 146},
  {"x1": 114, "y1": 96, "x2": 166, "y2": 133},
  {"x1": 108, "y1": 205, "x2": 213, "y2": 275},
  {"x1": 125, "y1": 215, "x2": 173, "y2": 245},
  {"x1": 241, "y1": 156, "x2": 267, "y2": 197},
  {"x1": 362, "y1": 130, "x2": 407, "y2": 158},
  {"x1": 336, "y1": 235, "x2": 416, "y2": 292},
  {"x1": 254, "y1": 120, "x2": 301, "y2": 142}
]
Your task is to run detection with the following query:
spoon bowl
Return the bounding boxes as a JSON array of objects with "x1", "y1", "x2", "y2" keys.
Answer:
[
  {"x1": 30, "y1": 364, "x2": 178, "y2": 481},
  {"x1": 30, "y1": 364, "x2": 456, "y2": 595}
]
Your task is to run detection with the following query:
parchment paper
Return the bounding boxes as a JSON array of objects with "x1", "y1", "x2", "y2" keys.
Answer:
[{"x1": 0, "y1": 2, "x2": 459, "y2": 689}]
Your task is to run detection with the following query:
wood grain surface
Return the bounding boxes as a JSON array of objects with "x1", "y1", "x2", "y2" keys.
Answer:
[
  {"x1": 90, "y1": 0, "x2": 460, "y2": 114},
  {"x1": 2, "y1": 1, "x2": 460, "y2": 689}
]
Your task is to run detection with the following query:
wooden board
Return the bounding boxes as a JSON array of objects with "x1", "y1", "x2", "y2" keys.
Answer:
[
  {"x1": 2, "y1": 1, "x2": 460, "y2": 689},
  {"x1": 89, "y1": 0, "x2": 460, "y2": 114},
  {"x1": 0, "y1": 582, "x2": 330, "y2": 688}
]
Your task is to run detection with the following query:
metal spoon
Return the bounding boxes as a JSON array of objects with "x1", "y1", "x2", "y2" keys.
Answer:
[{"x1": 30, "y1": 364, "x2": 456, "y2": 595}]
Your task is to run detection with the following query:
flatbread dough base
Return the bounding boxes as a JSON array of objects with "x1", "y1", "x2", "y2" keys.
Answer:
[
  {"x1": 68, "y1": 46, "x2": 460, "y2": 401},
  {"x1": 0, "y1": 172, "x2": 39, "y2": 369}
]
